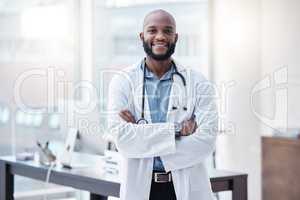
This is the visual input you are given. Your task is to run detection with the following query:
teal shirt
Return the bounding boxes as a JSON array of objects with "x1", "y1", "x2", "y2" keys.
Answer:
[{"x1": 141, "y1": 62, "x2": 174, "y2": 171}]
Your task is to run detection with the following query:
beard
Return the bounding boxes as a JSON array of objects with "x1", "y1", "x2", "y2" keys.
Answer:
[{"x1": 142, "y1": 40, "x2": 176, "y2": 61}]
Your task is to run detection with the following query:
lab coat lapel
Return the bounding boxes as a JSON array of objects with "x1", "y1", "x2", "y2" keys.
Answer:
[
  {"x1": 166, "y1": 77, "x2": 177, "y2": 123},
  {"x1": 135, "y1": 62, "x2": 152, "y2": 123},
  {"x1": 144, "y1": 91, "x2": 152, "y2": 123},
  {"x1": 166, "y1": 61, "x2": 190, "y2": 123},
  {"x1": 166, "y1": 72, "x2": 185, "y2": 123}
]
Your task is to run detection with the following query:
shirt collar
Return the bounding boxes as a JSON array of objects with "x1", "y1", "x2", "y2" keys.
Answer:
[{"x1": 140, "y1": 59, "x2": 175, "y2": 81}]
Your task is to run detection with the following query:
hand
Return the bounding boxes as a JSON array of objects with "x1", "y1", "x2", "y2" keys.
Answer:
[
  {"x1": 180, "y1": 118, "x2": 198, "y2": 136},
  {"x1": 119, "y1": 109, "x2": 136, "y2": 123}
]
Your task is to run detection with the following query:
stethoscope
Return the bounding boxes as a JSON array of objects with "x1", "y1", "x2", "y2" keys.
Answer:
[{"x1": 136, "y1": 59, "x2": 188, "y2": 124}]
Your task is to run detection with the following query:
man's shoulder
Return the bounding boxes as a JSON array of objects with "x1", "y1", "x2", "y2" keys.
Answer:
[
  {"x1": 116, "y1": 60, "x2": 141, "y2": 76},
  {"x1": 109, "y1": 61, "x2": 141, "y2": 86},
  {"x1": 186, "y1": 68, "x2": 216, "y2": 95},
  {"x1": 179, "y1": 65, "x2": 208, "y2": 83},
  {"x1": 178, "y1": 65, "x2": 216, "y2": 94},
  {"x1": 123, "y1": 64, "x2": 140, "y2": 75},
  {"x1": 174, "y1": 60, "x2": 207, "y2": 81}
]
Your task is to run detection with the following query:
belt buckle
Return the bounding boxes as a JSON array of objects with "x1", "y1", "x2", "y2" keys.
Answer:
[{"x1": 154, "y1": 172, "x2": 171, "y2": 183}]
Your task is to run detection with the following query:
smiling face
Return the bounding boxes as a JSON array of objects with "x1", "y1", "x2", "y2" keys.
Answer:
[{"x1": 140, "y1": 10, "x2": 178, "y2": 61}]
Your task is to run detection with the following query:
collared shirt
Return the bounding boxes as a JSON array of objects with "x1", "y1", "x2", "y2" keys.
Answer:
[{"x1": 141, "y1": 61, "x2": 174, "y2": 171}]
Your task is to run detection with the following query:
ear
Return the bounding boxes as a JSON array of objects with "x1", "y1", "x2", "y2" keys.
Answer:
[
  {"x1": 139, "y1": 32, "x2": 144, "y2": 41},
  {"x1": 175, "y1": 33, "x2": 178, "y2": 43}
]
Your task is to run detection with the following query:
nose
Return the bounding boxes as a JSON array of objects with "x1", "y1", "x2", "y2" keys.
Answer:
[{"x1": 155, "y1": 31, "x2": 166, "y2": 41}]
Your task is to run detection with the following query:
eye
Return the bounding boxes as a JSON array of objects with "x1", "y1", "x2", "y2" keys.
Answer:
[
  {"x1": 147, "y1": 29, "x2": 156, "y2": 34},
  {"x1": 164, "y1": 29, "x2": 173, "y2": 35}
]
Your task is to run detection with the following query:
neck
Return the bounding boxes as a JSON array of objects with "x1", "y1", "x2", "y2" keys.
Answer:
[{"x1": 145, "y1": 56, "x2": 173, "y2": 78}]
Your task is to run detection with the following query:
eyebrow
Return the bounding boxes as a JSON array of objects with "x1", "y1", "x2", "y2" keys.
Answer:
[{"x1": 146, "y1": 25, "x2": 174, "y2": 30}]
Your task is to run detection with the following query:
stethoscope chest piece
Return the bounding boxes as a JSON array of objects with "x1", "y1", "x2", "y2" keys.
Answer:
[{"x1": 136, "y1": 118, "x2": 148, "y2": 124}]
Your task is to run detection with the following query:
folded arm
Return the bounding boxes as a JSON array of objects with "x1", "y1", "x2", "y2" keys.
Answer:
[
  {"x1": 161, "y1": 81, "x2": 219, "y2": 172},
  {"x1": 107, "y1": 74, "x2": 176, "y2": 158},
  {"x1": 113, "y1": 77, "x2": 218, "y2": 171}
]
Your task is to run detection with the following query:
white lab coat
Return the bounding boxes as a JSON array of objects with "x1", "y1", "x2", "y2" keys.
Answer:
[{"x1": 107, "y1": 59, "x2": 218, "y2": 200}]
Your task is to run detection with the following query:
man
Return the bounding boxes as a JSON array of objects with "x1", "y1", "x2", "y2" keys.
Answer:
[{"x1": 107, "y1": 9, "x2": 218, "y2": 200}]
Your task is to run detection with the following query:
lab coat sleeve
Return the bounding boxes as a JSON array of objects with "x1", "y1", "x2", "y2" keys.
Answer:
[
  {"x1": 161, "y1": 80, "x2": 218, "y2": 172},
  {"x1": 106, "y1": 73, "x2": 176, "y2": 159}
]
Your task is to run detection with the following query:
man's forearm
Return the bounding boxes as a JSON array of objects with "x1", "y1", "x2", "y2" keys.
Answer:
[{"x1": 109, "y1": 119, "x2": 177, "y2": 158}]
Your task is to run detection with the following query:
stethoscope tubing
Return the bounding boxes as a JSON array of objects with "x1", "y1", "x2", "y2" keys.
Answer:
[{"x1": 137, "y1": 60, "x2": 187, "y2": 124}]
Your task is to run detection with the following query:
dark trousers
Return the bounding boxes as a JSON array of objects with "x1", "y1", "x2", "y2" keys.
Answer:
[{"x1": 149, "y1": 179, "x2": 177, "y2": 200}]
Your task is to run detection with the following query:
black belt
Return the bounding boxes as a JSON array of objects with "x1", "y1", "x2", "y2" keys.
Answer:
[{"x1": 152, "y1": 171, "x2": 172, "y2": 183}]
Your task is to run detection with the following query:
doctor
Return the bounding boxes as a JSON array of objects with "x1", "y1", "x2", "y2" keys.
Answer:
[{"x1": 107, "y1": 9, "x2": 218, "y2": 200}]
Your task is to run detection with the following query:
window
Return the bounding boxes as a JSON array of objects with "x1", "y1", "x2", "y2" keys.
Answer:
[{"x1": 0, "y1": 0, "x2": 79, "y2": 153}]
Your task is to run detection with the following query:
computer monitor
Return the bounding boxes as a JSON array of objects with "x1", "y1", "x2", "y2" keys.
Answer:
[
  {"x1": 59, "y1": 100, "x2": 108, "y2": 156},
  {"x1": 10, "y1": 99, "x2": 107, "y2": 158}
]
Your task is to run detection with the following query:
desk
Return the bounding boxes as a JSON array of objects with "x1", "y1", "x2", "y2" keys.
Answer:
[{"x1": 0, "y1": 156, "x2": 247, "y2": 200}]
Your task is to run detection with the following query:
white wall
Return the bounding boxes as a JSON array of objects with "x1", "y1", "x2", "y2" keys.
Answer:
[
  {"x1": 212, "y1": 0, "x2": 262, "y2": 200},
  {"x1": 213, "y1": 0, "x2": 300, "y2": 199},
  {"x1": 261, "y1": 0, "x2": 300, "y2": 133}
]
